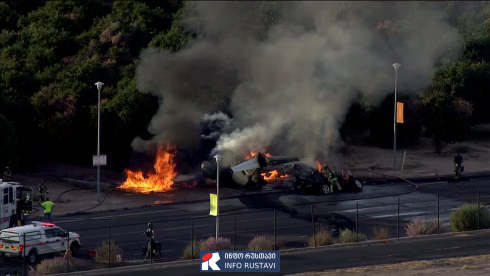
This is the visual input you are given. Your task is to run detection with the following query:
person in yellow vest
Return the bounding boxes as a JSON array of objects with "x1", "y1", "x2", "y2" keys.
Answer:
[{"x1": 41, "y1": 198, "x2": 55, "y2": 223}]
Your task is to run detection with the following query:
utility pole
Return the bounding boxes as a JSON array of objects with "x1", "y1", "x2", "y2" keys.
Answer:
[{"x1": 392, "y1": 63, "x2": 401, "y2": 171}]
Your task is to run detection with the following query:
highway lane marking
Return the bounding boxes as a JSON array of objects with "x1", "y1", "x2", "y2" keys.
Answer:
[
  {"x1": 77, "y1": 215, "x2": 294, "y2": 239},
  {"x1": 370, "y1": 211, "x2": 426, "y2": 219},
  {"x1": 55, "y1": 209, "x2": 185, "y2": 223},
  {"x1": 79, "y1": 223, "x2": 310, "y2": 245},
  {"x1": 340, "y1": 206, "x2": 398, "y2": 213}
]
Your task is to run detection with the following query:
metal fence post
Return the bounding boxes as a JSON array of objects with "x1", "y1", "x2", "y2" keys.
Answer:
[
  {"x1": 66, "y1": 230, "x2": 69, "y2": 273},
  {"x1": 23, "y1": 233, "x2": 26, "y2": 276},
  {"x1": 478, "y1": 189, "x2": 481, "y2": 230},
  {"x1": 191, "y1": 218, "x2": 195, "y2": 259},
  {"x1": 273, "y1": 210, "x2": 277, "y2": 250},
  {"x1": 234, "y1": 214, "x2": 237, "y2": 250},
  {"x1": 437, "y1": 194, "x2": 440, "y2": 235},
  {"x1": 397, "y1": 197, "x2": 400, "y2": 239},
  {"x1": 150, "y1": 221, "x2": 153, "y2": 264},
  {"x1": 311, "y1": 205, "x2": 316, "y2": 247},
  {"x1": 356, "y1": 202, "x2": 359, "y2": 243},
  {"x1": 108, "y1": 227, "x2": 111, "y2": 268}
]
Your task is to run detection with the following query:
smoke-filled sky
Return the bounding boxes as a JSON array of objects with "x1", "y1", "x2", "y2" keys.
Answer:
[{"x1": 133, "y1": 1, "x2": 461, "y2": 159}]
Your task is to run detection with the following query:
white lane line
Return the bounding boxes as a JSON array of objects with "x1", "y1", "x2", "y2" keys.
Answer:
[
  {"x1": 55, "y1": 209, "x2": 184, "y2": 223},
  {"x1": 79, "y1": 223, "x2": 310, "y2": 247},
  {"x1": 80, "y1": 215, "x2": 293, "y2": 239},
  {"x1": 340, "y1": 206, "x2": 397, "y2": 213},
  {"x1": 371, "y1": 211, "x2": 426, "y2": 219}
]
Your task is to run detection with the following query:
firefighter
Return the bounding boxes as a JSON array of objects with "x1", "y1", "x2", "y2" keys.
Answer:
[
  {"x1": 144, "y1": 223, "x2": 156, "y2": 259},
  {"x1": 453, "y1": 152, "x2": 464, "y2": 179},
  {"x1": 3, "y1": 166, "x2": 11, "y2": 181},
  {"x1": 323, "y1": 164, "x2": 342, "y2": 193},
  {"x1": 38, "y1": 178, "x2": 49, "y2": 202}
]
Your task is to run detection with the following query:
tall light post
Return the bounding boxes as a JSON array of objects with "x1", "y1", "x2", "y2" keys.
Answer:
[
  {"x1": 392, "y1": 63, "x2": 401, "y2": 171},
  {"x1": 214, "y1": 154, "x2": 221, "y2": 239},
  {"x1": 95, "y1": 81, "x2": 104, "y2": 203}
]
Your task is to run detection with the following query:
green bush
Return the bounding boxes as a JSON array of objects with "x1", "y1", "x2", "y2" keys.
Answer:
[
  {"x1": 450, "y1": 203, "x2": 490, "y2": 232},
  {"x1": 308, "y1": 229, "x2": 334, "y2": 247},
  {"x1": 181, "y1": 239, "x2": 200, "y2": 260},
  {"x1": 28, "y1": 257, "x2": 72, "y2": 275},
  {"x1": 338, "y1": 229, "x2": 367, "y2": 243},
  {"x1": 94, "y1": 240, "x2": 123, "y2": 263}
]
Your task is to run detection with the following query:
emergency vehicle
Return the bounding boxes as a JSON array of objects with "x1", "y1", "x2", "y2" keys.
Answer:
[
  {"x1": 0, "y1": 179, "x2": 33, "y2": 230},
  {"x1": 0, "y1": 221, "x2": 81, "y2": 264}
]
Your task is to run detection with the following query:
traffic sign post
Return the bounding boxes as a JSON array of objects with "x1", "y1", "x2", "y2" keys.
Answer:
[{"x1": 93, "y1": 155, "x2": 107, "y2": 166}]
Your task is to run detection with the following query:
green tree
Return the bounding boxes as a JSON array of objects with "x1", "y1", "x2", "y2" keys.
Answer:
[
  {"x1": 420, "y1": 90, "x2": 473, "y2": 153},
  {"x1": 0, "y1": 114, "x2": 17, "y2": 168}
]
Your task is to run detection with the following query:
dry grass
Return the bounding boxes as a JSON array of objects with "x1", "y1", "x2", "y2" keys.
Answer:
[
  {"x1": 371, "y1": 227, "x2": 390, "y2": 240},
  {"x1": 308, "y1": 229, "x2": 334, "y2": 247},
  {"x1": 181, "y1": 239, "x2": 200, "y2": 260},
  {"x1": 285, "y1": 254, "x2": 490, "y2": 276}
]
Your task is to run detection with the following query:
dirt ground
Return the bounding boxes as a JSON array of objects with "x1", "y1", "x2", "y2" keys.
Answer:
[
  {"x1": 341, "y1": 125, "x2": 490, "y2": 179},
  {"x1": 287, "y1": 254, "x2": 490, "y2": 276}
]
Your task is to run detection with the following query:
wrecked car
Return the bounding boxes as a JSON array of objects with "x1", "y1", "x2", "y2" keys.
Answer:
[{"x1": 288, "y1": 163, "x2": 364, "y2": 195}]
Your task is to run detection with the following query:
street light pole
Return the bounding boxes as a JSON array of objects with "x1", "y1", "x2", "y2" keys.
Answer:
[
  {"x1": 95, "y1": 82, "x2": 104, "y2": 203},
  {"x1": 392, "y1": 63, "x2": 401, "y2": 172},
  {"x1": 214, "y1": 155, "x2": 221, "y2": 239}
]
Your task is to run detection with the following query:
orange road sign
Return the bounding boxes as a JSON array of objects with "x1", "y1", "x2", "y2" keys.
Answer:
[{"x1": 397, "y1": 102, "x2": 404, "y2": 123}]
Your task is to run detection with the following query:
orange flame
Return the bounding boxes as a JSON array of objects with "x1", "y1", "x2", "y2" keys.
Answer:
[
  {"x1": 315, "y1": 160, "x2": 322, "y2": 171},
  {"x1": 245, "y1": 151, "x2": 272, "y2": 160},
  {"x1": 261, "y1": 170, "x2": 289, "y2": 181},
  {"x1": 119, "y1": 144, "x2": 178, "y2": 194}
]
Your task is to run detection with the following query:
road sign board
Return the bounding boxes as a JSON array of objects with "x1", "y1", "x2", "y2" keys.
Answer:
[
  {"x1": 396, "y1": 102, "x2": 404, "y2": 123},
  {"x1": 93, "y1": 155, "x2": 107, "y2": 166},
  {"x1": 210, "y1": 193, "x2": 217, "y2": 216}
]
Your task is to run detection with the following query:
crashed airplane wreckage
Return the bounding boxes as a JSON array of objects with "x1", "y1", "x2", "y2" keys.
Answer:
[{"x1": 201, "y1": 152, "x2": 299, "y2": 189}]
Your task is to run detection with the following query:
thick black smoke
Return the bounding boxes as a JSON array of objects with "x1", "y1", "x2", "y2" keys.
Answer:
[{"x1": 133, "y1": 1, "x2": 461, "y2": 160}]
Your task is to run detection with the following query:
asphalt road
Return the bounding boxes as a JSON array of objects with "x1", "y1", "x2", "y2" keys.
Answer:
[
  {"x1": 69, "y1": 178, "x2": 490, "y2": 256},
  {"x1": 2, "y1": 177, "x2": 490, "y2": 274},
  {"x1": 68, "y1": 229, "x2": 490, "y2": 275}
]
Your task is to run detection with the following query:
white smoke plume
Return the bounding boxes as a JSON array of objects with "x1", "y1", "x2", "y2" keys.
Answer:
[{"x1": 134, "y1": 1, "x2": 461, "y2": 159}]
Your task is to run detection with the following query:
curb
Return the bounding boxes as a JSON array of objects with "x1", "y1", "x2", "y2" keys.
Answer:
[{"x1": 50, "y1": 229, "x2": 490, "y2": 276}]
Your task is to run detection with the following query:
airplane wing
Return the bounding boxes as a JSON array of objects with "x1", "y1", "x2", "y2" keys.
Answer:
[{"x1": 230, "y1": 156, "x2": 261, "y2": 172}]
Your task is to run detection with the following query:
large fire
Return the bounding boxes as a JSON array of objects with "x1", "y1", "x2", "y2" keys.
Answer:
[
  {"x1": 261, "y1": 170, "x2": 289, "y2": 181},
  {"x1": 119, "y1": 144, "x2": 178, "y2": 194},
  {"x1": 315, "y1": 160, "x2": 322, "y2": 171},
  {"x1": 244, "y1": 151, "x2": 271, "y2": 160}
]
